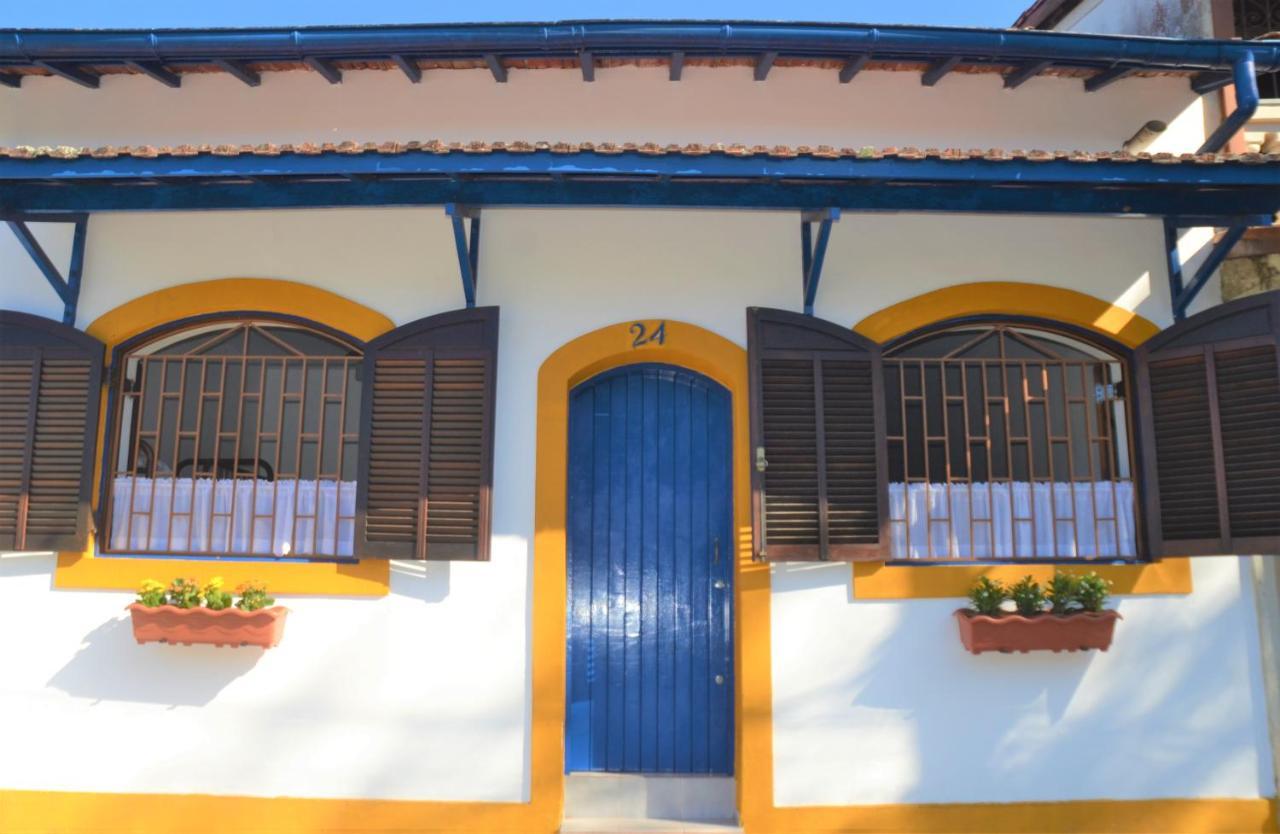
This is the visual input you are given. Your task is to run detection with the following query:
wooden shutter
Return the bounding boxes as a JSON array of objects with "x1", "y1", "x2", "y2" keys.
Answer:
[
  {"x1": 1136, "y1": 290, "x2": 1280, "y2": 556},
  {"x1": 356, "y1": 307, "x2": 498, "y2": 560},
  {"x1": 0, "y1": 310, "x2": 104, "y2": 551},
  {"x1": 747, "y1": 307, "x2": 888, "y2": 561}
]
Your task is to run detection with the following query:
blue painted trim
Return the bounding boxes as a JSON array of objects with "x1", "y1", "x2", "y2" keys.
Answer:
[
  {"x1": 1199, "y1": 53, "x2": 1258, "y2": 154},
  {"x1": 1174, "y1": 221, "x2": 1249, "y2": 320},
  {"x1": 0, "y1": 72, "x2": 19, "y2": 88},
  {"x1": 580, "y1": 50, "x2": 595, "y2": 81},
  {"x1": 2, "y1": 21, "x2": 1277, "y2": 75},
  {"x1": 4, "y1": 177, "x2": 1278, "y2": 217}
]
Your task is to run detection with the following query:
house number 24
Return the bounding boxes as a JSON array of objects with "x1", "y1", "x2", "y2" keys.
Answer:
[{"x1": 630, "y1": 321, "x2": 667, "y2": 348}]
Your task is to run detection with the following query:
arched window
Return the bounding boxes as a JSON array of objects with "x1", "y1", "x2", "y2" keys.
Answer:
[
  {"x1": 105, "y1": 318, "x2": 363, "y2": 559},
  {"x1": 882, "y1": 320, "x2": 1136, "y2": 561}
]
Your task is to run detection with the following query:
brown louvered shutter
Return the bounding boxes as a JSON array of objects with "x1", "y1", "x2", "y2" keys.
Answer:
[
  {"x1": 747, "y1": 307, "x2": 888, "y2": 561},
  {"x1": 1136, "y1": 290, "x2": 1280, "y2": 556},
  {"x1": 356, "y1": 307, "x2": 498, "y2": 560},
  {"x1": 0, "y1": 311, "x2": 104, "y2": 551}
]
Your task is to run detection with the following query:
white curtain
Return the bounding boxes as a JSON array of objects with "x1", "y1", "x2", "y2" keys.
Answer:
[
  {"x1": 888, "y1": 481, "x2": 1135, "y2": 560},
  {"x1": 110, "y1": 476, "x2": 357, "y2": 557}
]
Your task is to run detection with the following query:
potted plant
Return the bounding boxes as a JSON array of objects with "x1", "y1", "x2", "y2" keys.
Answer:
[
  {"x1": 128, "y1": 577, "x2": 288, "y2": 649},
  {"x1": 954, "y1": 571, "x2": 1120, "y2": 654}
]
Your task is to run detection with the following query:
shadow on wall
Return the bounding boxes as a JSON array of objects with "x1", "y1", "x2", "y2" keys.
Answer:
[
  {"x1": 0, "y1": 551, "x2": 60, "y2": 580},
  {"x1": 389, "y1": 559, "x2": 450, "y2": 603},
  {"x1": 46, "y1": 615, "x2": 263, "y2": 707},
  {"x1": 771, "y1": 560, "x2": 1272, "y2": 803}
]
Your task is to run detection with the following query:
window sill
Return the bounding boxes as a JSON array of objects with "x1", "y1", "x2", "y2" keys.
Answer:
[
  {"x1": 55, "y1": 548, "x2": 390, "y2": 597},
  {"x1": 852, "y1": 557, "x2": 1191, "y2": 600}
]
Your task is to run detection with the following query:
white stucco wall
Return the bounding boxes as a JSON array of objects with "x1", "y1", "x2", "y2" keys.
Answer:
[{"x1": 0, "y1": 66, "x2": 1270, "y2": 809}]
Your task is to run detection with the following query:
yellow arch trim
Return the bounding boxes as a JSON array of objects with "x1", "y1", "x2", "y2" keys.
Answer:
[
  {"x1": 55, "y1": 279, "x2": 395, "y2": 597},
  {"x1": 533, "y1": 320, "x2": 770, "y2": 831},
  {"x1": 854, "y1": 281, "x2": 1160, "y2": 347},
  {"x1": 849, "y1": 282, "x2": 1189, "y2": 600}
]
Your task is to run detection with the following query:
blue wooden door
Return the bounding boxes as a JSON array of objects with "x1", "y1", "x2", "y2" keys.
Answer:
[{"x1": 566, "y1": 363, "x2": 734, "y2": 775}]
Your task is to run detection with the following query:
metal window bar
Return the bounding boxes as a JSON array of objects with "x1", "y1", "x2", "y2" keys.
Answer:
[
  {"x1": 105, "y1": 322, "x2": 361, "y2": 559},
  {"x1": 1235, "y1": 0, "x2": 1280, "y2": 98},
  {"x1": 883, "y1": 325, "x2": 1137, "y2": 562}
]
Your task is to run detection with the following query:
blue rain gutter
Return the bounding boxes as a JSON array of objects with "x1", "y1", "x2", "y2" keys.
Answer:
[
  {"x1": 2, "y1": 21, "x2": 1279, "y2": 74},
  {"x1": 1198, "y1": 53, "x2": 1259, "y2": 154}
]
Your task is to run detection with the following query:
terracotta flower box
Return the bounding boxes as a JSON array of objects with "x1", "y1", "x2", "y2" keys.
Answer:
[
  {"x1": 128, "y1": 603, "x2": 289, "y2": 649},
  {"x1": 954, "y1": 609, "x2": 1121, "y2": 655}
]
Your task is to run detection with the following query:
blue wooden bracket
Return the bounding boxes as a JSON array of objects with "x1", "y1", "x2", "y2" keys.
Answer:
[
  {"x1": 1164, "y1": 217, "x2": 1253, "y2": 321},
  {"x1": 445, "y1": 204, "x2": 481, "y2": 308},
  {"x1": 801, "y1": 208, "x2": 839, "y2": 316},
  {"x1": 6, "y1": 214, "x2": 88, "y2": 325}
]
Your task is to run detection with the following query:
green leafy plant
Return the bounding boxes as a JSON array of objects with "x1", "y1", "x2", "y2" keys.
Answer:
[
  {"x1": 1009, "y1": 575, "x2": 1046, "y2": 616},
  {"x1": 136, "y1": 578, "x2": 167, "y2": 607},
  {"x1": 1046, "y1": 571, "x2": 1079, "y2": 615},
  {"x1": 202, "y1": 577, "x2": 233, "y2": 611},
  {"x1": 1075, "y1": 571, "x2": 1112, "y2": 612},
  {"x1": 967, "y1": 576, "x2": 1007, "y2": 616},
  {"x1": 235, "y1": 581, "x2": 276, "y2": 612},
  {"x1": 166, "y1": 577, "x2": 203, "y2": 609}
]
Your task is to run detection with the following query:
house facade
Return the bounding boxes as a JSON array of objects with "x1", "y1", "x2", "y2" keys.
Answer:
[{"x1": 0, "y1": 19, "x2": 1279, "y2": 834}]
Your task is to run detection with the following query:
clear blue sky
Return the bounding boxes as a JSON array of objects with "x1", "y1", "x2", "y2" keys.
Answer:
[{"x1": 1, "y1": 1, "x2": 1033, "y2": 30}]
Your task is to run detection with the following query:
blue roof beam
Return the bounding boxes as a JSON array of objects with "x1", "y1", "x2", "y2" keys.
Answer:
[
  {"x1": 754, "y1": 51, "x2": 778, "y2": 81},
  {"x1": 303, "y1": 56, "x2": 342, "y2": 84},
  {"x1": 581, "y1": 51, "x2": 595, "y2": 82},
  {"x1": 1003, "y1": 60, "x2": 1052, "y2": 90},
  {"x1": 0, "y1": 73, "x2": 20, "y2": 88},
  {"x1": 391, "y1": 54, "x2": 422, "y2": 83},
  {"x1": 922, "y1": 55, "x2": 961, "y2": 87},
  {"x1": 1191, "y1": 71, "x2": 1233, "y2": 94},
  {"x1": 214, "y1": 59, "x2": 260, "y2": 87},
  {"x1": 669, "y1": 51, "x2": 684, "y2": 81},
  {"x1": 1084, "y1": 65, "x2": 1134, "y2": 92},
  {"x1": 484, "y1": 53, "x2": 507, "y2": 83},
  {"x1": 35, "y1": 61, "x2": 98, "y2": 89},
  {"x1": 125, "y1": 60, "x2": 181, "y2": 88},
  {"x1": 1167, "y1": 219, "x2": 1250, "y2": 320},
  {"x1": 838, "y1": 54, "x2": 870, "y2": 83}
]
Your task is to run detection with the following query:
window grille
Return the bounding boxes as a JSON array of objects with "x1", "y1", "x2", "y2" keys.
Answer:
[
  {"x1": 883, "y1": 323, "x2": 1137, "y2": 561},
  {"x1": 106, "y1": 320, "x2": 362, "y2": 559}
]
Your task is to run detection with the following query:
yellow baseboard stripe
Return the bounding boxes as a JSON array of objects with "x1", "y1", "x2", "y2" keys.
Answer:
[
  {"x1": 755, "y1": 797, "x2": 1278, "y2": 834},
  {"x1": 2, "y1": 791, "x2": 1272, "y2": 834},
  {"x1": 0, "y1": 790, "x2": 556, "y2": 834}
]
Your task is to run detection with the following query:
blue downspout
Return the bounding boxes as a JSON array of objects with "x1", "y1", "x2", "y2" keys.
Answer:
[{"x1": 1199, "y1": 53, "x2": 1259, "y2": 154}]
